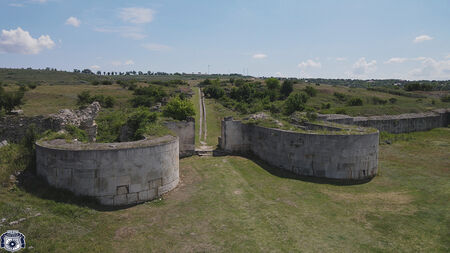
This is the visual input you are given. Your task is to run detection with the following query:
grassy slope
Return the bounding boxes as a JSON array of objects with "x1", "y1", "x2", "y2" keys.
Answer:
[
  {"x1": 17, "y1": 84, "x2": 134, "y2": 116},
  {"x1": 294, "y1": 83, "x2": 449, "y2": 116},
  {"x1": 204, "y1": 98, "x2": 239, "y2": 147},
  {"x1": 1, "y1": 129, "x2": 448, "y2": 252}
]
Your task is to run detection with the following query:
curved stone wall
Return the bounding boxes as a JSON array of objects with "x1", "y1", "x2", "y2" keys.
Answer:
[
  {"x1": 220, "y1": 118, "x2": 379, "y2": 181},
  {"x1": 36, "y1": 135, "x2": 179, "y2": 206}
]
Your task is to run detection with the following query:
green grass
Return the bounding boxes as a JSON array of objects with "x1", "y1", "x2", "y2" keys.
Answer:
[
  {"x1": 204, "y1": 97, "x2": 239, "y2": 147},
  {"x1": 0, "y1": 128, "x2": 448, "y2": 252},
  {"x1": 294, "y1": 83, "x2": 449, "y2": 116}
]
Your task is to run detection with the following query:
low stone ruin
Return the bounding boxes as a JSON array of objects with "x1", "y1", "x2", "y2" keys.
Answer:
[{"x1": 0, "y1": 102, "x2": 101, "y2": 142}]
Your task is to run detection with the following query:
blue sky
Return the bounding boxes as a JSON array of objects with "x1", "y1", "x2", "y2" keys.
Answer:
[{"x1": 0, "y1": 0, "x2": 449, "y2": 80}]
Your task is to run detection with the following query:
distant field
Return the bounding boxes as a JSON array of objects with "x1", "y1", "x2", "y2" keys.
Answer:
[
  {"x1": 13, "y1": 84, "x2": 133, "y2": 116},
  {"x1": 293, "y1": 82, "x2": 449, "y2": 116},
  {"x1": 0, "y1": 128, "x2": 448, "y2": 252}
]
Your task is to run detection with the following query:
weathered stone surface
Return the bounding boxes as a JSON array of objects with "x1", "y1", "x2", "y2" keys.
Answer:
[
  {"x1": 0, "y1": 102, "x2": 101, "y2": 142},
  {"x1": 317, "y1": 108, "x2": 450, "y2": 133},
  {"x1": 163, "y1": 117, "x2": 195, "y2": 157},
  {"x1": 36, "y1": 135, "x2": 179, "y2": 206},
  {"x1": 220, "y1": 119, "x2": 379, "y2": 181}
]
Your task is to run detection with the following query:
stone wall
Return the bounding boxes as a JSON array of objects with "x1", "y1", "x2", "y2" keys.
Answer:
[
  {"x1": 220, "y1": 118, "x2": 379, "y2": 181},
  {"x1": 0, "y1": 102, "x2": 101, "y2": 142},
  {"x1": 318, "y1": 109, "x2": 450, "y2": 134},
  {"x1": 36, "y1": 135, "x2": 179, "y2": 206},
  {"x1": 163, "y1": 118, "x2": 195, "y2": 157}
]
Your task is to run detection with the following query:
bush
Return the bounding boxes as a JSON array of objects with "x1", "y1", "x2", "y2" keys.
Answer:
[
  {"x1": 335, "y1": 108, "x2": 347, "y2": 114},
  {"x1": 203, "y1": 85, "x2": 225, "y2": 99},
  {"x1": 127, "y1": 108, "x2": 158, "y2": 140},
  {"x1": 280, "y1": 80, "x2": 293, "y2": 98},
  {"x1": 77, "y1": 91, "x2": 115, "y2": 108},
  {"x1": 389, "y1": 98, "x2": 397, "y2": 104},
  {"x1": 371, "y1": 96, "x2": 387, "y2": 105},
  {"x1": 347, "y1": 97, "x2": 363, "y2": 106},
  {"x1": 131, "y1": 86, "x2": 167, "y2": 107},
  {"x1": 0, "y1": 86, "x2": 25, "y2": 113},
  {"x1": 91, "y1": 80, "x2": 100, "y2": 86},
  {"x1": 77, "y1": 91, "x2": 92, "y2": 106},
  {"x1": 101, "y1": 80, "x2": 113, "y2": 85},
  {"x1": 284, "y1": 92, "x2": 308, "y2": 115},
  {"x1": 163, "y1": 97, "x2": 195, "y2": 120},
  {"x1": 265, "y1": 78, "x2": 280, "y2": 90},
  {"x1": 333, "y1": 92, "x2": 347, "y2": 102},
  {"x1": 441, "y1": 95, "x2": 450, "y2": 102},
  {"x1": 104, "y1": 96, "x2": 115, "y2": 108},
  {"x1": 321, "y1": 103, "x2": 331, "y2": 109},
  {"x1": 96, "y1": 110, "x2": 127, "y2": 142},
  {"x1": 304, "y1": 86, "x2": 318, "y2": 97},
  {"x1": 27, "y1": 83, "x2": 37, "y2": 89}
]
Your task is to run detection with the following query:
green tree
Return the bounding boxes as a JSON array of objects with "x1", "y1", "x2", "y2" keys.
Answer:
[
  {"x1": 163, "y1": 97, "x2": 195, "y2": 120},
  {"x1": 280, "y1": 80, "x2": 294, "y2": 97},
  {"x1": 284, "y1": 92, "x2": 308, "y2": 115},
  {"x1": 265, "y1": 78, "x2": 280, "y2": 90},
  {"x1": 304, "y1": 86, "x2": 318, "y2": 97}
]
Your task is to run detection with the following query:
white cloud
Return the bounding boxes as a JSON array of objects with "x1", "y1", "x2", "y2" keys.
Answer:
[
  {"x1": 142, "y1": 43, "x2": 171, "y2": 51},
  {"x1": 119, "y1": 7, "x2": 155, "y2": 24},
  {"x1": 9, "y1": 3, "x2": 24, "y2": 7},
  {"x1": 274, "y1": 72, "x2": 283, "y2": 77},
  {"x1": 298, "y1": 59, "x2": 321, "y2": 68},
  {"x1": 385, "y1": 57, "x2": 408, "y2": 64},
  {"x1": 65, "y1": 17, "x2": 81, "y2": 27},
  {"x1": 352, "y1": 57, "x2": 376, "y2": 76},
  {"x1": 0, "y1": 27, "x2": 55, "y2": 54},
  {"x1": 90, "y1": 65, "x2": 100, "y2": 70},
  {"x1": 252, "y1": 53, "x2": 267, "y2": 59},
  {"x1": 335, "y1": 57, "x2": 347, "y2": 62},
  {"x1": 124, "y1": 60, "x2": 134, "y2": 65},
  {"x1": 31, "y1": 0, "x2": 48, "y2": 3},
  {"x1": 446, "y1": 54, "x2": 450, "y2": 59},
  {"x1": 408, "y1": 57, "x2": 450, "y2": 79},
  {"x1": 94, "y1": 26, "x2": 146, "y2": 40},
  {"x1": 414, "y1": 35, "x2": 433, "y2": 43}
]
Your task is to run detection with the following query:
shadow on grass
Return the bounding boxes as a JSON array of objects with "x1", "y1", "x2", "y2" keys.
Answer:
[
  {"x1": 17, "y1": 169, "x2": 144, "y2": 212},
  {"x1": 214, "y1": 150, "x2": 373, "y2": 186}
]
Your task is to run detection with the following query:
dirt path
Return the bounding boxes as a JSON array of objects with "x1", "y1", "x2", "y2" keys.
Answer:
[{"x1": 198, "y1": 88, "x2": 213, "y2": 152}]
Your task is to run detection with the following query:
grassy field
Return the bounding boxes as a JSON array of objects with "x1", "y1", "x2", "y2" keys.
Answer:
[
  {"x1": 1, "y1": 128, "x2": 448, "y2": 252},
  {"x1": 12, "y1": 84, "x2": 134, "y2": 116},
  {"x1": 293, "y1": 82, "x2": 449, "y2": 116}
]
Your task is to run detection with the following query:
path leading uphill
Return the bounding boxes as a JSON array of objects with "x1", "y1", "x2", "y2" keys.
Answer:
[{"x1": 196, "y1": 87, "x2": 213, "y2": 155}]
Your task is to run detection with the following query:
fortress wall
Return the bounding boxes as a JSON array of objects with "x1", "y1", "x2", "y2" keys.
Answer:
[
  {"x1": 36, "y1": 135, "x2": 179, "y2": 206},
  {"x1": 221, "y1": 119, "x2": 379, "y2": 180},
  {"x1": 163, "y1": 118, "x2": 195, "y2": 157},
  {"x1": 322, "y1": 109, "x2": 449, "y2": 133}
]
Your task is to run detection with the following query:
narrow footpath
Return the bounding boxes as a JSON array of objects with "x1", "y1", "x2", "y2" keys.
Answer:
[{"x1": 196, "y1": 87, "x2": 214, "y2": 156}]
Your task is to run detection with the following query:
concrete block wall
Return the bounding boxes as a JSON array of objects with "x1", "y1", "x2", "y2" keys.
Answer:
[
  {"x1": 36, "y1": 135, "x2": 179, "y2": 206},
  {"x1": 221, "y1": 118, "x2": 379, "y2": 181},
  {"x1": 163, "y1": 118, "x2": 195, "y2": 157}
]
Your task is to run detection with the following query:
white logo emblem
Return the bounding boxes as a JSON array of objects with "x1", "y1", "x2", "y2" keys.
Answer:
[{"x1": 1, "y1": 230, "x2": 26, "y2": 252}]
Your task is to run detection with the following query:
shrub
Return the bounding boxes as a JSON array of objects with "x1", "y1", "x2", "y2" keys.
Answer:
[
  {"x1": 321, "y1": 103, "x2": 331, "y2": 109},
  {"x1": 96, "y1": 110, "x2": 127, "y2": 142},
  {"x1": 280, "y1": 80, "x2": 294, "y2": 98},
  {"x1": 284, "y1": 92, "x2": 308, "y2": 115},
  {"x1": 77, "y1": 91, "x2": 115, "y2": 108},
  {"x1": 64, "y1": 125, "x2": 88, "y2": 142},
  {"x1": 91, "y1": 80, "x2": 100, "y2": 86},
  {"x1": 163, "y1": 97, "x2": 195, "y2": 120},
  {"x1": 335, "y1": 108, "x2": 347, "y2": 114},
  {"x1": 104, "y1": 96, "x2": 115, "y2": 108},
  {"x1": 265, "y1": 78, "x2": 280, "y2": 90},
  {"x1": 27, "y1": 83, "x2": 37, "y2": 89},
  {"x1": 101, "y1": 80, "x2": 113, "y2": 85},
  {"x1": 131, "y1": 86, "x2": 167, "y2": 107},
  {"x1": 203, "y1": 85, "x2": 225, "y2": 99},
  {"x1": 333, "y1": 92, "x2": 347, "y2": 102},
  {"x1": 347, "y1": 97, "x2": 363, "y2": 106},
  {"x1": 371, "y1": 96, "x2": 387, "y2": 105},
  {"x1": 77, "y1": 91, "x2": 92, "y2": 106},
  {"x1": 127, "y1": 108, "x2": 158, "y2": 140},
  {"x1": 389, "y1": 98, "x2": 397, "y2": 104},
  {"x1": 304, "y1": 86, "x2": 318, "y2": 97},
  {"x1": 441, "y1": 95, "x2": 450, "y2": 102},
  {"x1": 0, "y1": 86, "x2": 25, "y2": 113}
]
